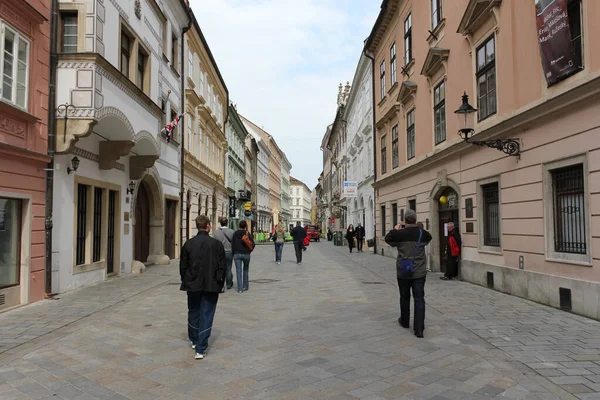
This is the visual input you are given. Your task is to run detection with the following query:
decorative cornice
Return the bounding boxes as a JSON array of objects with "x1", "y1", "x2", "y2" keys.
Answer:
[
  {"x1": 398, "y1": 81, "x2": 418, "y2": 106},
  {"x1": 109, "y1": 0, "x2": 129, "y2": 22},
  {"x1": 457, "y1": 0, "x2": 502, "y2": 36},
  {"x1": 96, "y1": 106, "x2": 136, "y2": 138},
  {"x1": 73, "y1": 146, "x2": 125, "y2": 171},
  {"x1": 421, "y1": 48, "x2": 450, "y2": 78}
]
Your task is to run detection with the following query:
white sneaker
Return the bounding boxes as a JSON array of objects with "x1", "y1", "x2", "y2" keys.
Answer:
[
  {"x1": 191, "y1": 344, "x2": 196, "y2": 349},
  {"x1": 195, "y1": 352, "x2": 205, "y2": 360}
]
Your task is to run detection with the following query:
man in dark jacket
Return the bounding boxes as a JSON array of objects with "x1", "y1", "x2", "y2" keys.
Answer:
[
  {"x1": 356, "y1": 224, "x2": 366, "y2": 252},
  {"x1": 385, "y1": 209, "x2": 432, "y2": 338},
  {"x1": 180, "y1": 215, "x2": 225, "y2": 360},
  {"x1": 441, "y1": 222, "x2": 461, "y2": 280},
  {"x1": 290, "y1": 221, "x2": 307, "y2": 265}
]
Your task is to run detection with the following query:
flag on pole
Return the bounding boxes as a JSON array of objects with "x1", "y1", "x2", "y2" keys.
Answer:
[{"x1": 163, "y1": 112, "x2": 185, "y2": 144}]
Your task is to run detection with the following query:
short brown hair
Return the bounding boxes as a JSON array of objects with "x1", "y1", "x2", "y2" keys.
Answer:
[
  {"x1": 196, "y1": 215, "x2": 210, "y2": 230},
  {"x1": 220, "y1": 217, "x2": 228, "y2": 227}
]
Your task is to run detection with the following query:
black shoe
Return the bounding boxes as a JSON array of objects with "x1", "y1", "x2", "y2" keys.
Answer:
[
  {"x1": 440, "y1": 276, "x2": 449, "y2": 280},
  {"x1": 227, "y1": 285, "x2": 233, "y2": 290},
  {"x1": 414, "y1": 330, "x2": 424, "y2": 338},
  {"x1": 398, "y1": 318, "x2": 409, "y2": 329}
]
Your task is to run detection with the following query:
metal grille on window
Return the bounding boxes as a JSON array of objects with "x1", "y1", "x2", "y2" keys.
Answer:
[
  {"x1": 552, "y1": 164, "x2": 586, "y2": 254},
  {"x1": 93, "y1": 188, "x2": 102, "y2": 262},
  {"x1": 107, "y1": 190, "x2": 116, "y2": 274},
  {"x1": 482, "y1": 183, "x2": 500, "y2": 247},
  {"x1": 409, "y1": 199, "x2": 416, "y2": 212},
  {"x1": 76, "y1": 184, "x2": 87, "y2": 265}
]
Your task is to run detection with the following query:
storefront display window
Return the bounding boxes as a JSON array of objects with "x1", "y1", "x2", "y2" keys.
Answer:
[{"x1": 0, "y1": 198, "x2": 21, "y2": 289}]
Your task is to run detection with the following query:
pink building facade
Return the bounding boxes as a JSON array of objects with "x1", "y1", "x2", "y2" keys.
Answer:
[
  {"x1": 367, "y1": 0, "x2": 600, "y2": 319},
  {"x1": 0, "y1": 0, "x2": 51, "y2": 311}
]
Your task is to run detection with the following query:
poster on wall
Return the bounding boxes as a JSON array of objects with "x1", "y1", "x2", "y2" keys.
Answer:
[
  {"x1": 0, "y1": 208, "x2": 5, "y2": 232},
  {"x1": 343, "y1": 181, "x2": 357, "y2": 198},
  {"x1": 534, "y1": 0, "x2": 580, "y2": 86}
]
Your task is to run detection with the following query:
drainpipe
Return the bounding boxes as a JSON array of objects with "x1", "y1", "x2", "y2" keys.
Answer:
[
  {"x1": 44, "y1": 0, "x2": 59, "y2": 295},
  {"x1": 364, "y1": 49, "x2": 377, "y2": 255},
  {"x1": 180, "y1": 11, "x2": 192, "y2": 249}
]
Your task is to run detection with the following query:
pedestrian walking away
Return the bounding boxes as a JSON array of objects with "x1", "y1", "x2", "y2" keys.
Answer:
[
  {"x1": 441, "y1": 222, "x2": 461, "y2": 281},
  {"x1": 290, "y1": 221, "x2": 307, "y2": 264},
  {"x1": 232, "y1": 220, "x2": 255, "y2": 293},
  {"x1": 385, "y1": 209, "x2": 432, "y2": 338},
  {"x1": 179, "y1": 215, "x2": 225, "y2": 360},
  {"x1": 272, "y1": 222, "x2": 286, "y2": 264},
  {"x1": 327, "y1": 228, "x2": 333, "y2": 241},
  {"x1": 214, "y1": 217, "x2": 235, "y2": 292},
  {"x1": 345, "y1": 224, "x2": 356, "y2": 253},
  {"x1": 355, "y1": 223, "x2": 365, "y2": 252}
]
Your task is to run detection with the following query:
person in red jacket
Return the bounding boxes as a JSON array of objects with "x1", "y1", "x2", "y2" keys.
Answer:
[{"x1": 441, "y1": 222, "x2": 461, "y2": 280}]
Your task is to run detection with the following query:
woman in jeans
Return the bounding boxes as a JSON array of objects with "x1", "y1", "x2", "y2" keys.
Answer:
[
  {"x1": 231, "y1": 220, "x2": 255, "y2": 293},
  {"x1": 273, "y1": 222, "x2": 286, "y2": 264}
]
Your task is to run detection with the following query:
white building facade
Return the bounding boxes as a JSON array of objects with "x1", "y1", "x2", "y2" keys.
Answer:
[
  {"x1": 242, "y1": 119, "x2": 271, "y2": 232},
  {"x1": 225, "y1": 103, "x2": 248, "y2": 228},
  {"x1": 290, "y1": 177, "x2": 312, "y2": 227},
  {"x1": 344, "y1": 54, "x2": 374, "y2": 240},
  {"x1": 52, "y1": 0, "x2": 190, "y2": 293},
  {"x1": 280, "y1": 155, "x2": 292, "y2": 228}
]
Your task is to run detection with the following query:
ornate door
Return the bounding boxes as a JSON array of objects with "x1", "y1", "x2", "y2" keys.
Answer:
[{"x1": 135, "y1": 183, "x2": 150, "y2": 262}]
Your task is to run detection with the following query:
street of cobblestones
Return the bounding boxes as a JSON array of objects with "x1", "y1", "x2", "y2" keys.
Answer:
[{"x1": 1, "y1": 243, "x2": 600, "y2": 399}]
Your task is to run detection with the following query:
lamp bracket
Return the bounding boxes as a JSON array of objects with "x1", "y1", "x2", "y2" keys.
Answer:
[{"x1": 467, "y1": 138, "x2": 520, "y2": 157}]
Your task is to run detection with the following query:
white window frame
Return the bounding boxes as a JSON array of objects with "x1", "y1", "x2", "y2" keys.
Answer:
[
  {"x1": 477, "y1": 176, "x2": 502, "y2": 254},
  {"x1": 0, "y1": 22, "x2": 30, "y2": 110},
  {"x1": 543, "y1": 154, "x2": 592, "y2": 265},
  {"x1": 187, "y1": 49, "x2": 194, "y2": 84}
]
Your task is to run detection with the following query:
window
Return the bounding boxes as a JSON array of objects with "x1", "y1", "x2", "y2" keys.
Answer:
[
  {"x1": 120, "y1": 31, "x2": 131, "y2": 77},
  {"x1": 0, "y1": 198, "x2": 21, "y2": 289},
  {"x1": 93, "y1": 188, "x2": 102, "y2": 262},
  {"x1": 408, "y1": 199, "x2": 416, "y2": 212},
  {"x1": 552, "y1": 164, "x2": 586, "y2": 254},
  {"x1": 188, "y1": 49, "x2": 194, "y2": 82},
  {"x1": 482, "y1": 183, "x2": 500, "y2": 247},
  {"x1": 380, "y1": 205, "x2": 386, "y2": 236},
  {"x1": 1, "y1": 24, "x2": 29, "y2": 110},
  {"x1": 407, "y1": 109, "x2": 415, "y2": 160},
  {"x1": 404, "y1": 13, "x2": 412, "y2": 65},
  {"x1": 380, "y1": 135, "x2": 387, "y2": 174},
  {"x1": 380, "y1": 60, "x2": 386, "y2": 99},
  {"x1": 567, "y1": 0, "x2": 583, "y2": 71},
  {"x1": 171, "y1": 32, "x2": 178, "y2": 71},
  {"x1": 187, "y1": 114, "x2": 193, "y2": 154},
  {"x1": 390, "y1": 43, "x2": 397, "y2": 85},
  {"x1": 476, "y1": 36, "x2": 496, "y2": 120},
  {"x1": 61, "y1": 12, "x2": 78, "y2": 53},
  {"x1": 136, "y1": 48, "x2": 147, "y2": 90},
  {"x1": 76, "y1": 184, "x2": 88, "y2": 266},
  {"x1": 432, "y1": 0, "x2": 443, "y2": 28},
  {"x1": 434, "y1": 81, "x2": 446, "y2": 144},
  {"x1": 198, "y1": 127, "x2": 203, "y2": 161},
  {"x1": 392, "y1": 203, "x2": 398, "y2": 227},
  {"x1": 170, "y1": 109, "x2": 178, "y2": 141},
  {"x1": 391, "y1": 124, "x2": 399, "y2": 169},
  {"x1": 296, "y1": 188, "x2": 299, "y2": 196}
]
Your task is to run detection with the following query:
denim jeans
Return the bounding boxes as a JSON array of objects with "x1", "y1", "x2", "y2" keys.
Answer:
[
  {"x1": 222, "y1": 252, "x2": 233, "y2": 290},
  {"x1": 274, "y1": 242, "x2": 284, "y2": 262},
  {"x1": 233, "y1": 253, "x2": 250, "y2": 291},
  {"x1": 187, "y1": 291, "x2": 219, "y2": 353},
  {"x1": 293, "y1": 242, "x2": 303, "y2": 263},
  {"x1": 397, "y1": 277, "x2": 426, "y2": 332}
]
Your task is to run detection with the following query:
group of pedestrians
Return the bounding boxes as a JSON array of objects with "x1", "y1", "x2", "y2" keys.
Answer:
[
  {"x1": 179, "y1": 216, "x2": 255, "y2": 360},
  {"x1": 384, "y1": 209, "x2": 461, "y2": 339},
  {"x1": 344, "y1": 223, "x2": 366, "y2": 253}
]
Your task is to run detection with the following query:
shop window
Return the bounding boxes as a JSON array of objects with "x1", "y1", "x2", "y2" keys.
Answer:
[{"x1": 0, "y1": 198, "x2": 21, "y2": 289}]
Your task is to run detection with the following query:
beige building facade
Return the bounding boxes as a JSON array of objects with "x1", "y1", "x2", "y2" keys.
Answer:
[
  {"x1": 183, "y1": 13, "x2": 228, "y2": 242},
  {"x1": 366, "y1": 0, "x2": 600, "y2": 319}
]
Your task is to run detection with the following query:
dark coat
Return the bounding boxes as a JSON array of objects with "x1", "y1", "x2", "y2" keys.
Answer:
[
  {"x1": 356, "y1": 226, "x2": 366, "y2": 240},
  {"x1": 385, "y1": 226, "x2": 432, "y2": 279},
  {"x1": 291, "y1": 226, "x2": 307, "y2": 243},
  {"x1": 345, "y1": 229, "x2": 356, "y2": 241},
  {"x1": 231, "y1": 230, "x2": 255, "y2": 255},
  {"x1": 180, "y1": 231, "x2": 226, "y2": 292}
]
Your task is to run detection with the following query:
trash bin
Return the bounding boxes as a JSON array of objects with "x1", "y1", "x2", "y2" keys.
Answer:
[{"x1": 335, "y1": 231, "x2": 344, "y2": 246}]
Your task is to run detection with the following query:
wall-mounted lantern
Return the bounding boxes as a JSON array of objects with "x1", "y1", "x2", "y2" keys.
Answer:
[{"x1": 66, "y1": 156, "x2": 80, "y2": 174}]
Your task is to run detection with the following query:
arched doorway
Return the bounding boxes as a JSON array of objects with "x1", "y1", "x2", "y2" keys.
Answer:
[
  {"x1": 430, "y1": 185, "x2": 460, "y2": 273},
  {"x1": 135, "y1": 182, "x2": 150, "y2": 262}
]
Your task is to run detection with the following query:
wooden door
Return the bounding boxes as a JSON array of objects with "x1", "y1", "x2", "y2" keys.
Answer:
[
  {"x1": 165, "y1": 199, "x2": 176, "y2": 259},
  {"x1": 135, "y1": 183, "x2": 150, "y2": 262},
  {"x1": 106, "y1": 190, "x2": 116, "y2": 274}
]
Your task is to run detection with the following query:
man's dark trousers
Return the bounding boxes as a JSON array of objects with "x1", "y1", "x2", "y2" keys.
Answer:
[
  {"x1": 357, "y1": 239, "x2": 363, "y2": 252},
  {"x1": 445, "y1": 256, "x2": 458, "y2": 279},
  {"x1": 294, "y1": 241, "x2": 303, "y2": 263},
  {"x1": 397, "y1": 277, "x2": 426, "y2": 332},
  {"x1": 187, "y1": 291, "x2": 219, "y2": 353}
]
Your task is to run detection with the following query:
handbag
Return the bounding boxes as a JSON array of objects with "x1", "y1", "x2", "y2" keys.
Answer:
[
  {"x1": 242, "y1": 231, "x2": 254, "y2": 251},
  {"x1": 398, "y1": 229, "x2": 423, "y2": 276}
]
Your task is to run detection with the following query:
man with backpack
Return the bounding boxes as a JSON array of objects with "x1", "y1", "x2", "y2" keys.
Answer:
[
  {"x1": 214, "y1": 217, "x2": 235, "y2": 292},
  {"x1": 231, "y1": 220, "x2": 255, "y2": 293},
  {"x1": 290, "y1": 221, "x2": 307, "y2": 265},
  {"x1": 441, "y1": 222, "x2": 461, "y2": 281},
  {"x1": 385, "y1": 209, "x2": 432, "y2": 338}
]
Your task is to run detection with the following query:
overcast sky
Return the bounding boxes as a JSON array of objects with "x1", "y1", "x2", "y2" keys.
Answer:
[{"x1": 189, "y1": 0, "x2": 378, "y2": 189}]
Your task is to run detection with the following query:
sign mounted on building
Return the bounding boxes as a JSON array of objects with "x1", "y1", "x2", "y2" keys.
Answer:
[
  {"x1": 229, "y1": 196, "x2": 236, "y2": 218},
  {"x1": 244, "y1": 202, "x2": 252, "y2": 211},
  {"x1": 534, "y1": 0, "x2": 580, "y2": 86},
  {"x1": 343, "y1": 181, "x2": 357, "y2": 198}
]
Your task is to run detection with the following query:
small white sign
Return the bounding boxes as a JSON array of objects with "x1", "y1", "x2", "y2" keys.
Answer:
[
  {"x1": 343, "y1": 181, "x2": 357, "y2": 198},
  {"x1": 444, "y1": 223, "x2": 448, "y2": 237}
]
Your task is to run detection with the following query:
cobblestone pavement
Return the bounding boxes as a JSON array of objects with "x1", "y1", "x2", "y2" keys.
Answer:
[{"x1": 0, "y1": 243, "x2": 599, "y2": 399}]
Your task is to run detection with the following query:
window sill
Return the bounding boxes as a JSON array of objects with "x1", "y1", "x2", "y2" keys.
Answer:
[
  {"x1": 377, "y1": 96, "x2": 387, "y2": 107},
  {"x1": 162, "y1": 54, "x2": 170, "y2": 64},
  {"x1": 187, "y1": 77, "x2": 196, "y2": 89},
  {"x1": 73, "y1": 261, "x2": 105, "y2": 275},
  {"x1": 402, "y1": 60, "x2": 415, "y2": 76},
  {"x1": 0, "y1": 100, "x2": 39, "y2": 122},
  {"x1": 427, "y1": 19, "x2": 446, "y2": 44},
  {"x1": 388, "y1": 81, "x2": 399, "y2": 94},
  {"x1": 170, "y1": 65, "x2": 181, "y2": 79},
  {"x1": 545, "y1": 255, "x2": 592, "y2": 267},
  {"x1": 478, "y1": 247, "x2": 502, "y2": 256}
]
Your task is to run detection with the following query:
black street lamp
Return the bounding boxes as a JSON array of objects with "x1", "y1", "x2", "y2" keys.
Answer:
[
  {"x1": 127, "y1": 181, "x2": 136, "y2": 195},
  {"x1": 454, "y1": 92, "x2": 520, "y2": 157},
  {"x1": 66, "y1": 156, "x2": 80, "y2": 174}
]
